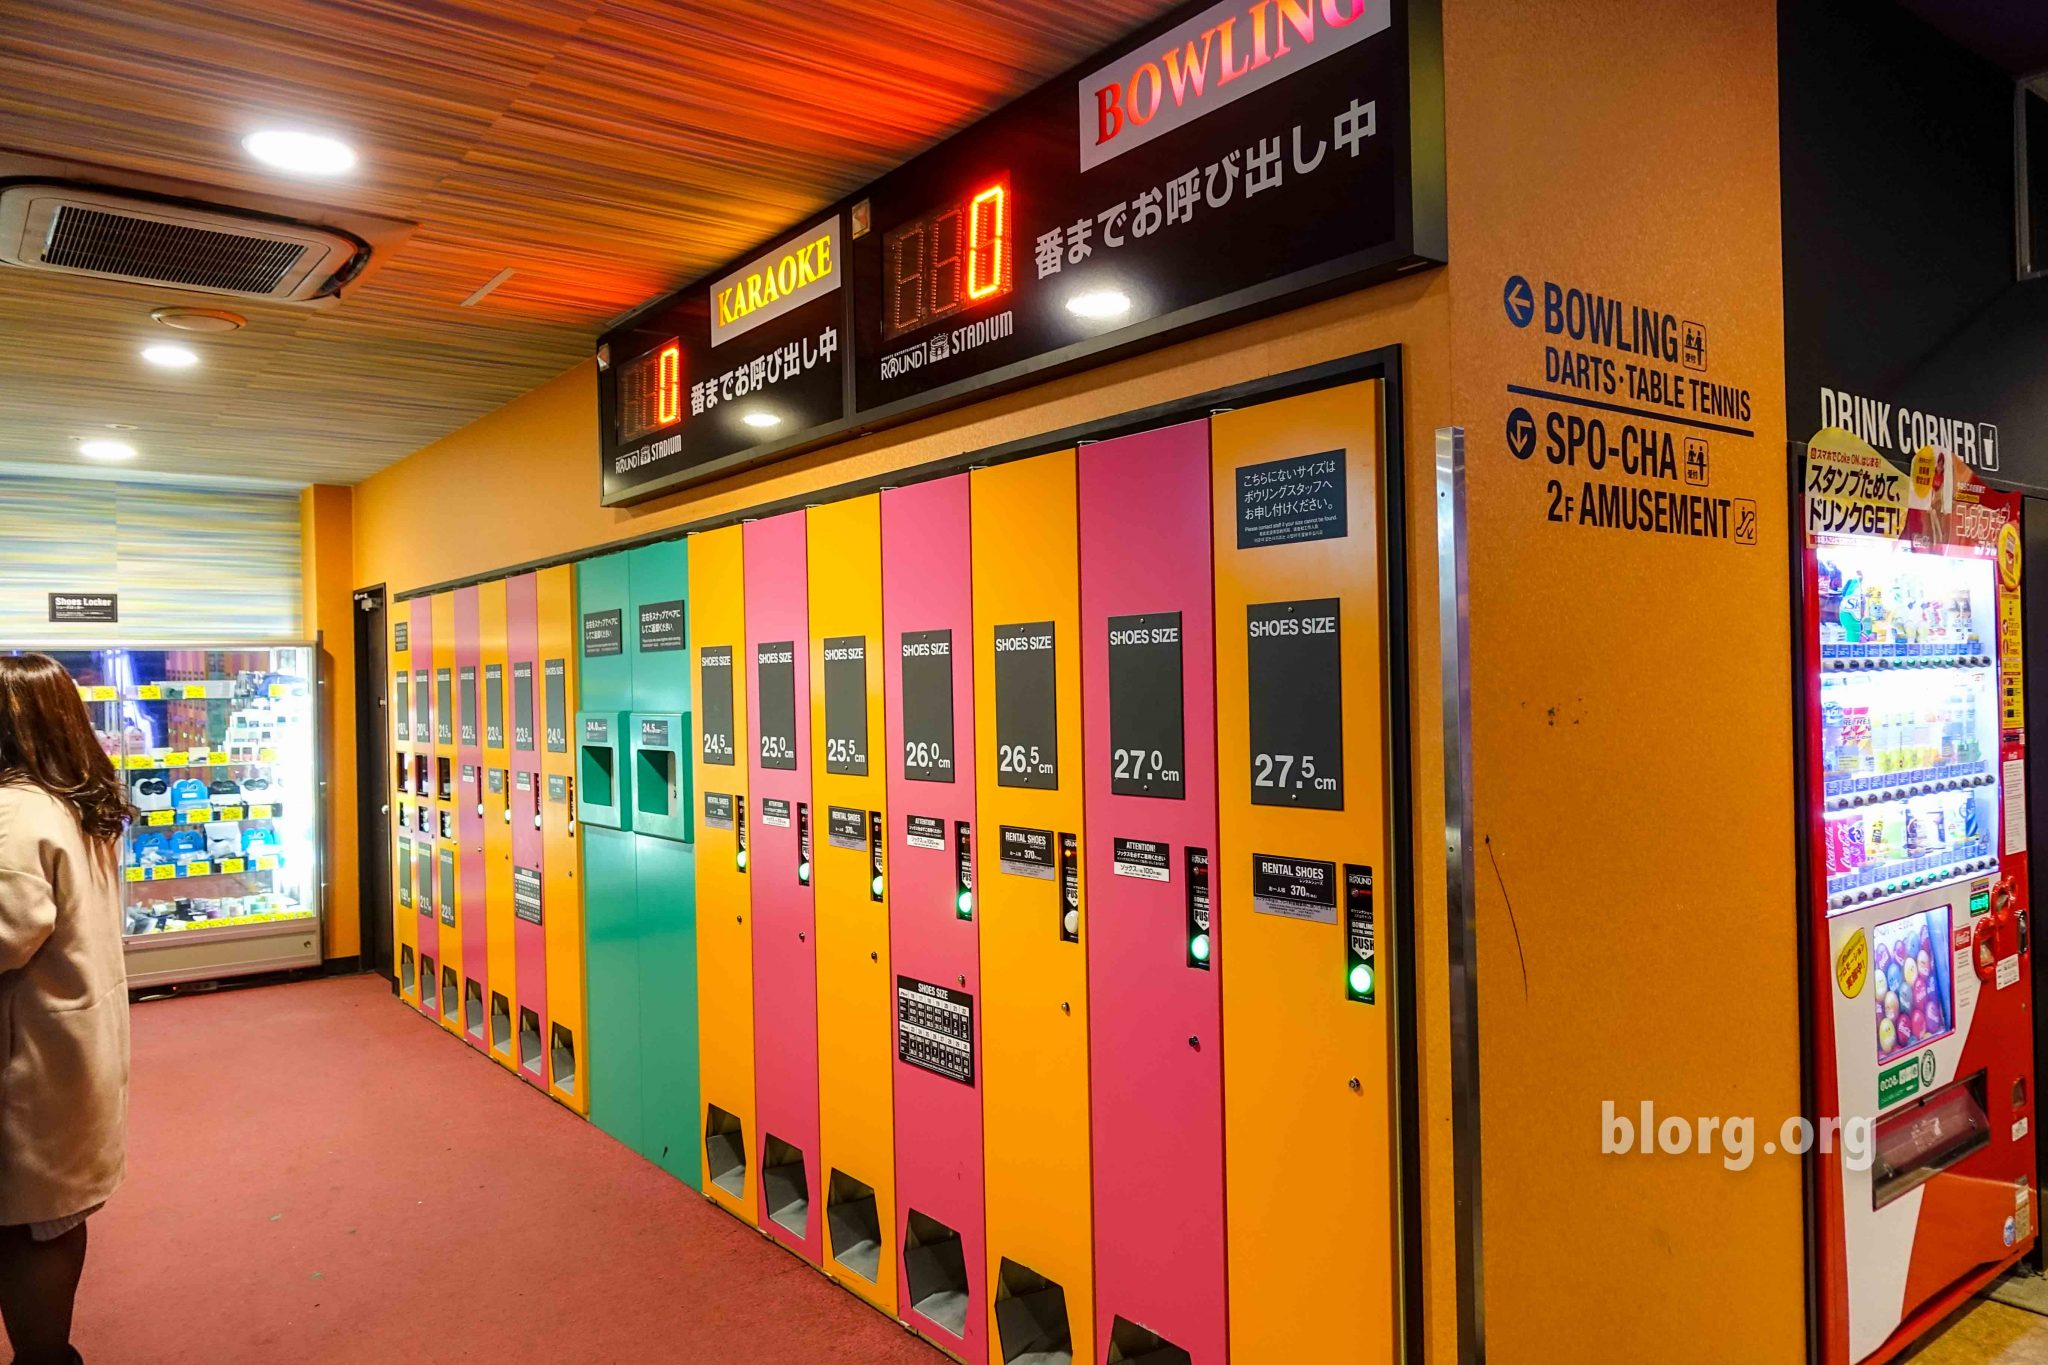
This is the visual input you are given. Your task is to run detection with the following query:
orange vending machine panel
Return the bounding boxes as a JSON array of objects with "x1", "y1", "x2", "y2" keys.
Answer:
[
  {"x1": 970, "y1": 451, "x2": 1092, "y2": 1365},
  {"x1": 1213, "y1": 382, "x2": 1399, "y2": 1361},
  {"x1": 538, "y1": 565, "x2": 587, "y2": 1113},
  {"x1": 691, "y1": 525, "x2": 757, "y2": 1225},
  {"x1": 481, "y1": 578, "x2": 518, "y2": 1070},
  {"x1": 433, "y1": 592, "x2": 463, "y2": 1035},
  {"x1": 413, "y1": 597, "x2": 438, "y2": 1018},
  {"x1": 393, "y1": 605, "x2": 418, "y2": 1007},
  {"x1": 807, "y1": 495, "x2": 896, "y2": 1309}
]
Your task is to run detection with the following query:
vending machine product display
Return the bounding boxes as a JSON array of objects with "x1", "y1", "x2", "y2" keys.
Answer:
[
  {"x1": 970, "y1": 451, "x2": 1093, "y2": 1365},
  {"x1": 746, "y1": 510, "x2": 823, "y2": 1260},
  {"x1": 456, "y1": 586, "x2": 489, "y2": 1051},
  {"x1": 1799, "y1": 430, "x2": 2036, "y2": 1365},
  {"x1": 1078, "y1": 419, "x2": 1226, "y2": 1363},
  {"x1": 27, "y1": 643, "x2": 322, "y2": 988},
  {"x1": 691, "y1": 525, "x2": 759, "y2": 1225},
  {"x1": 433, "y1": 592, "x2": 463, "y2": 1032},
  {"x1": 480, "y1": 579, "x2": 519, "y2": 1070},
  {"x1": 882, "y1": 474, "x2": 987, "y2": 1364},
  {"x1": 539, "y1": 565, "x2": 588, "y2": 1112},
  {"x1": 414, "y1": 597, "x2": 441, "y2": 1020},
  {"x1": 1212, "y1": 382, "x2": 1400, "y2": 1361},
  {"x1": 507, "y1": 573, "x2": 551, "y2": 1090},
  {"x1": 392, "y1": 612, "x2": 420, "y2": 1008}
]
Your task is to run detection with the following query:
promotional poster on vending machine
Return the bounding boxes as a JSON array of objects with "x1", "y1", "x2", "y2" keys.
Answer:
[{"x1": 1800, "y1": 428, "x2": 2035, "y2": 1365}]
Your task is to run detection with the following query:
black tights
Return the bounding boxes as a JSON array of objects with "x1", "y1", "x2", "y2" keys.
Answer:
[{"x1": 0, "y1": 1221, "x2": 85, "y2": 1365}]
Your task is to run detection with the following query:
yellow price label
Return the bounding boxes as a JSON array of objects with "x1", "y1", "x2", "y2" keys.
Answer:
[
  {"x1": 149, "y1": 865, "x2": 176, "y2": 881},
  {"x1": 218, "y1": 858, "x2": 246, "y2": 874},
  {"x1": 162, "y1": 751, "x2": 188, "y2": 767},
  {"x1": 256, "y1": 856, "x2": 279, "y2": 871},
  {"x1": 182, "y1": 684, "x2": 210, "y2": 700},
  {"x1": 145, "y1": 811, "x2": 173, "y2": 827},
  {"x1": 209, "y1": 751, "x2": 229, "y2": 765},
  {"x1": 187, "y1": 861, "x2": 211, "y2": 877},
  {"x1": 247, "y1": 805, "x2": 273, "y2": 819},
  {"x1": 137, "y1": 685, "x2": 163, "y2": 700},
  {"x1": 268, "y1": 684, "x2": 288, "y2": 699},
  {"x1": 123, "y1": 867, "x2": 144, "y2": 883},
  {"x1": 125, "y1": 754, "x2": 154, "y2": 770},
  {"x1": 258, "y1": 748, "x2": 278, "y2": 764},
  {"x1": 90, "y1": 686, "x2": 118, "y2": 701}
]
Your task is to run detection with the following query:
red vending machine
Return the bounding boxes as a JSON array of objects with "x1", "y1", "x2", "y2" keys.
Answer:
[
  {"x1": 1801, "y1": 430, "x2": 2036, "y2": 1364},
  {"x1": 507, "y1": 572, "x2": 550, "y2": 1091}
]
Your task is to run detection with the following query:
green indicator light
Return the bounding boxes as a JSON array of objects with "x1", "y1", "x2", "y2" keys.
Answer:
[
  {"x1": 956, "y1": 889, "x2": 974, "y2": 917},
  {"x1": 871, "y1": 874, "x2": 885, "y2": 897},
  {"x1": 798, "y1": 860, "x2": 811, "y2": 884},
  {"x1": 735, "y1": 849, "x2": 748, "y2": 871},
  {"x1": 1190, "y1": 932, "x2": 1211, "y2": 963},
  {"x1": 1349, "y1": 962, "x2": 1373, "y2": 997}
]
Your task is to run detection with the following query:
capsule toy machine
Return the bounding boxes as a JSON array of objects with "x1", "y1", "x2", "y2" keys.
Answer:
[
  {"x1": 456, "y1": 586, "x2": 489, "y2": 1051},
  {"x1": 884, "y1": 474, "x2": 986, "y2": 1364},
  {"x1": 432, "y1": 592, "x2": 463, "y2": 1032},
  {"x1": 413, "y1": 596, "x2": 440, "y2": 1021},
  {"x1": 1800, "y1": 430, "x2": 2035, "y2": 1364},
  {"x1": 626, "y1": 536, "x2": 699, "y2": 1188},
  {"x1": 1078, "y1": 420, "x2": 1224, "y2": 1364},
  {"x1": 970, "y1": 450, "x2": 1093, "y2": 1365},
  {"x1": 745, "y1": 510, "x2": 823, "y2": 1260},
  {"x1": 1212, "y1": 382, "x2": 1402, "y2": 1362},
  {"x1": 578, "y1": 550, "x2": 640, "y2": 1152},
  {"x1": 393, "y1": 604, "x2": 418, "y2": 1007},
  {"x1": 691, "y1": 525, "x2": 757, "y2": 1224},
  {"x1": 481, "y1": 578, "x2": 519, "y2": 1071},
  {"x1": 508, "y1": 573, "x2": 550, "y2": 1091},
  {"x1": 539, "y1": 565, "x2": 588, "y2": 1113},
  {"x1": 807, "y1": 495, "x2": 896, "y2": 1308}
]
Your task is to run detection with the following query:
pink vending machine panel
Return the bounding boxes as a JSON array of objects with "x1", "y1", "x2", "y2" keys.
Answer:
[
  {"x1": 456, "y1": 586, "x2": 489, "y2": 1052},
  {"x1": 746, "y1": 511, "x2": 823, "y2": 1261},
  {"x1": 883, "y1": 475, "x2": 987, "y2": 1362},
  {"x1": 507, "y1": 574, "x2": 549, "y2": 1089},
  {"x1": 1079, "y1": 420, "x2": 1226, "y2": 1361},
  {"x1": 412, "y1": 596, "x2": 440, "y2": 1018}
]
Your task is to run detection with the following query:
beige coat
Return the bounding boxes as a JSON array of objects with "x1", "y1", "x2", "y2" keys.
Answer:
[{"x1": 0, "y1": 783, "x2": 128, "y2": 1226}]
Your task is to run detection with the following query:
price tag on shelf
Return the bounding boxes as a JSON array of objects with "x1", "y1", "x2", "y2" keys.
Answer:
[
  {"x1": 246, "y1": 805, "x2": 273, "y2": 819},
  {"x1": 268, "y1": 683, "x2": 289, "y2": 699},
  {"x1": 258, "y1": 748, "x2": 278, "y2": 764},
  {"x1": 212, "y1": 806, "x2": 243, "y2": 821},
  {"x1": 137, "y1": 685, "x2": 162, "y2": 700},
  {"x1": 90, "y1": 685, "x2": 118, "y2": 702},
  {"x1": 161, "y1": 751, "x2": 188, "y2": 767},
  {"x1": 123, "y1": 867, "x2": 143, "y2": 883},
  {"x1": 144, "y1": 810, "x2": 173, "y2": 827},
  {"x1": 218, "y1": 857, "x2": 247, "y2": 874},
  {"x1": 149, "y1": 865, "x2": 176, "y2": 881},
  {"x1": 186, "y1": 861, "x2": 212, "y2": 877},
  {"x1": 125, "y1": 754, "x2": 154, "y2": 770},
  {"x1": 208, "y1": 751, "x2": 229, "y2": 765},
  {"x1": 255, "y1": 856, "x2": 279, "y2": 871}
]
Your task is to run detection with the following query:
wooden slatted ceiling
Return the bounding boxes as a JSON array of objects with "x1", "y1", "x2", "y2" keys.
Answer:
[{"x1": 0, "y1": 0, "x2": 1177, "y2": 486}]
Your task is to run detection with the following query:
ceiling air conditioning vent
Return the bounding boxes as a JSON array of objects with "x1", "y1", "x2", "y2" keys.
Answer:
[{"x1": 0, "y1": 184, "x2": 367, "y2": 302}]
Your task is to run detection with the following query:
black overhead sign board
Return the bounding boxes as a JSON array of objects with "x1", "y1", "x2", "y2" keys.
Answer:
[{"x1": 598, "y1": 0, "x2": 1443, "y2": 504}]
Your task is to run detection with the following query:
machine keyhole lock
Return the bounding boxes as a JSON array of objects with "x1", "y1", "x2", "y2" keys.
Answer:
[
  {"x1": 956, "y1": 974, "x2": 966, "y2": 987},
  {"x1": 798, "y1": 931, "x2": 806, "y2": 942},
  {"x1": 1188, "y1": 1036, "x2": 1201, "y2": 1050},
  {"x1": 1060, "y1": 1001, "x2": 1071, "y2": 1015},
  {"x1": 1348, "y1": 1077, "x2": 1362, "y2": 1093}
]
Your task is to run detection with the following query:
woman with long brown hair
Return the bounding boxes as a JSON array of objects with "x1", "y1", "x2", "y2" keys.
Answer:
[{"x1": 0, "y1": 654, "x2": 132, "y2": 1365}]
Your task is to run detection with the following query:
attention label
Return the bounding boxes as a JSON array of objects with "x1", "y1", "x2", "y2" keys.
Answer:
[
  {"x1": 1111, "y1": 836, "x2": 1171, "y2": 882},
  {"x1": 897, "y1": 975, "x2": 974, "y2": 1086},
  {"x1": 999, "y1": 824, "x2": 1055, "y2": 879},
  {"x1": 905, "y1": 814, "x2": 946, "y2": 851},
  {"x1": 1252, "y1": 853, "x2": 1338, "y2": 923},
  {"x1": 761, "y1": 797, "x2": 792, "y2": 828}
]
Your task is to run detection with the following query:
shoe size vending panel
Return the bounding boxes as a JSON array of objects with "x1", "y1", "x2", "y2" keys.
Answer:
[
  {"x1": 481, "y1": 579, "x2": 519, "y2": 1070},
  {"x1": 457, "y1": 586, "x2": 489, "y2": 1051},
  {"x1": 628, "y1": 537, "x2": 699, "y2": 1188},
  {"x1": 393, "y1": 604, "x2": 419, "y2": 1007},
  {"x1": 1078, "y1": 421, "x2": 1225, "y2": 1363},
  {"x1": 414, "y1": 596, "x2": 440, "y2": 1020},
  {"x1": 539, "y1": 565, "x2": 587, "y2": 1113},
  {"x1": 691, "y1": 525, "x2": 758, "y2": 1223},
  {"x1": 883, "y1": 474, "x2": 987, "y2": 1365},
  {"x1": 579, "y1": 551, "x2": 641, "y2": 1154},
  {"x1": 508, "y1": 573, "x2": 550, "y2": 1090},
  {"x1": 433, "y1": 593, "x2": 462, "y2": 1032},
  {"x1": 746, "y1": 510, "x2": 823, "y2": 1259},
  {"x1": 1213, "y1": 382, "x2": 1398, "y2": 1361},
  {"x1": 971, "y1": 451, "x2": 1093, "y2": 1365},
  {"x1": 807, "y1": 496, "x2": 897, "y2": 1309}
]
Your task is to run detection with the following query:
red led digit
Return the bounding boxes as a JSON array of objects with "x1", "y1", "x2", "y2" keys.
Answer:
[
  {"x1": 927, "y1": 207, "x2": 963, "y2": 319},
  {"x1": 967, "y1": 184, "x2": 1007, "y2": 300},
  {"x1": 889, "y1": 224, "x2": 925, "y2": 337},
  {"x1": 655, "y1": 340, "x2": 681, "y2": 426}
]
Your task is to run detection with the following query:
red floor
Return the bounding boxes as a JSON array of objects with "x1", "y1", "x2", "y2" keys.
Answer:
[{"x1": 77, "y1": 973, "x2": 940, "y2": 1364}]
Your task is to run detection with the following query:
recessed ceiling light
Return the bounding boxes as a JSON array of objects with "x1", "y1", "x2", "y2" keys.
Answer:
[
  {"x1": 1066, "y1": 288, "x2": 1131, "y2": 320},
  {"x1": 151, "y1": 307, "x2": 245, "y2": 334},
  {"x1": 243, "y1": 128, "x2": 357, "y2": 177},
  {"x1": 141, "y1": 343, "x2": 199, "y2": 369},
  {"x1": 742, "y1": 410, "x2": 781, "y2": 429},
  {"x1": 79, "y1": 439, "x2": 137, "y2": 461}
]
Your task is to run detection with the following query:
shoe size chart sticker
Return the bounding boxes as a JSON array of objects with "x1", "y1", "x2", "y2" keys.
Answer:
[
  {"x1": 993, "y1": 622, "x2": 1058, "y2": 789},
  {"x1": 898, "y1": 630, "x2": 955, "y2": 782},
  {"x1": 827, "y1": 805, "x2": 867, "y2": 850},
  {"x1": 703, "y1": 791, "x2": 735, "y2": 830},
  {"x1": 513, "y1": 866, "x2": 543, "y2": 925},
  {"x1": 905, "y1": 814, "x2": 946, "y2": 851},
  {"x1": 1112, "y1": 836, "x2": 1171, "y2": 882},
  {"x1": 698, "y1": 645, "x2": 736, "y2": 765},
  {"x1": 897, "y1": 975, "x2": 974, "y2": 1086},
  {"x1": 999, "y1": 824, "x2": 1056, "y2": 879},
  {"x1": 1251, "y1": 853, "x2": 1338, "y2": 924}
]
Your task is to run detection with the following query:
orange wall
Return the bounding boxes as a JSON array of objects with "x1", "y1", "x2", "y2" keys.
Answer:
[
  {"x1": 300, "y1": 483, "x2": 360, "y2": 961},
  {"x1": 1447, "y1": 0, "x2": 1801, "y2": 1358}
]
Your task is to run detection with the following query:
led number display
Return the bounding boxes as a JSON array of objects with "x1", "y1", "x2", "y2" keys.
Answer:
[
  {"x1": 616, "y1": 338, "x2": 682, "y2": 443},
  {"x1": 881, "y1": 181, "x2": 1011, "y2": 342}
]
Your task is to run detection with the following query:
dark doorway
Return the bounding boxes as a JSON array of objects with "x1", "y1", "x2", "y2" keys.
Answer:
[{"x1": 354, "y1": 585, "x2": 395, "y2": 984}]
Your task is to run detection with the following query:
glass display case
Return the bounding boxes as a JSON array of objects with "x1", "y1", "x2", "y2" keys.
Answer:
[{"x1": 9, "y1": 644, "x2": 322, "y2": 987}]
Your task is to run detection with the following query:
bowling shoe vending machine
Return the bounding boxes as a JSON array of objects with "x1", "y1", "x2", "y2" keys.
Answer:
[
  {"x1": 692, "y1": 525, "x2": 759, "y2": 1224},
  {"x1": 808, "y1": 497, "x2": 898, "y2": 1307},
  {"x1": 393, "y1": 607, "x2": 418, "y2": 1007},
  {"x1": 507, "y1": 573, "x2": 553, "y2": 1090},
  {"x1": 1800, "y1": 431, "x2": 2037, "y2": 1364},
  {"x1": 433, "y1": 592, "x2": 463, "y2": 1031},
  {"x1": 456, "y1": 587, "x2": 489, "y2": 1051},
  {"x1": 480, "y1": 579, "x2": 520, "y2": 1071},
  {"x1": 883, "y1": 475, "x2": 987, "y2": 1363},
  {"x1": 579, "y1": 550, "x2": 641, "y2": 1152},
  {"x1": 539, "y1": 565, "x2": 588, "y2": 1112},
  {"x1": 746, "y1": 511, "x2": 824, "y2": 1259},
  {"x1": 413, "y1": 596, "x2": 441, "y2": 1022}
]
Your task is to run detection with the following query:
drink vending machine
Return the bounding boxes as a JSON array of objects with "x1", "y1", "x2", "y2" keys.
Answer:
[{"x1": 1800, "y1": 429, "x2": 2036, "y2": 1365}]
